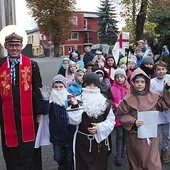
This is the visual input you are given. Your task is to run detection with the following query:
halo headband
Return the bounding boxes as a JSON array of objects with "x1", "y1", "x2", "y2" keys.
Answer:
[{"x1": 0, "y1": 25, "x2": 28, "y2": 49}]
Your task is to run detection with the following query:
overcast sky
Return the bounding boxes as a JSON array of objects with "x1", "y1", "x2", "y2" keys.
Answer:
[{"x1": 15, "y1": 0, "x2": 123, "y2": 30}]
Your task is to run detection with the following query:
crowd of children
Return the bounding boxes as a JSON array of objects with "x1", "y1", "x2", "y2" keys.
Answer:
[{"x1": 36, "y1": 43, "x2": 170, "y2": 170}]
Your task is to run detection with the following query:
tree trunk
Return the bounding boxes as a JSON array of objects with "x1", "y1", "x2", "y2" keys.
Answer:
[
  {"x1": 132, "y1": 0, "x2": 136, "y2": 26},
  {"x1": 53, "y1": 43, "x2": 60, "y2": 57},
  {"x1": 135, "y1": 0, "x2": 148, "y2": 41}
]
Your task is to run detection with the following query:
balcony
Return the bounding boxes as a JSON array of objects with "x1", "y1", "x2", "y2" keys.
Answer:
[{"x1": 84, "y1": 24, "x2": 92, "y2": 30}]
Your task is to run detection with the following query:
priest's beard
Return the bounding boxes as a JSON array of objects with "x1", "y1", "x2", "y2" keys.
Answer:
[
  {"x1": 50, "y1": 88, "x2": 70, "y2": 106},
  {"x1": 81, "y1": 88, "x2": 107, "y2": 119}
]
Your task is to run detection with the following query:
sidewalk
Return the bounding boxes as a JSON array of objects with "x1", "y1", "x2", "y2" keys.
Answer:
[{"x1": 0, "y1": 130, "x2": 170, "y2": 170}]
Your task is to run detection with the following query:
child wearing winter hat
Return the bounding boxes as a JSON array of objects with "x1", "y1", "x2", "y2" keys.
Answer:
[
  {"x1": 140, "y1": 56, "x2": 155, "y2": 78},
  {"x1": 127, "y1": 56, "x2": 137, "y2": 72},
  {"x1": 37, "y1": 75, "x2": 74, "y2": 170},
  {"x1": 94, "y1": 69, "x2": 111, "y2": 99},
  {"x1": 67, "y1": 72, "x2": 115, "y2": 170},
  {"x1": 67, "y1": 69, "x2": 85, "y2": 96},
  {"x1": 58, "y1": 57, "x2": 70, "y2": 77},
  {"x1": 85, "y1": 61, "x2": 95, "y2": 72},
  {"x1": 92, "y1": 50, "x2": 105, "y2": 69},
  {"x1": 66, "y1": 61, "x2": 77, "y2": 86},
  {"x1": 110, "y1": 68, "x2": 129, "y2": 166}
]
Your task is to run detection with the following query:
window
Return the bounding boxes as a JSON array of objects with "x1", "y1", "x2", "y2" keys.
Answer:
[
  {"x1": 70, "y1": 16, "x2": 77, "y2": 25},
  {"x1": 84, "y1": 33, "x2": 89, "y2": 43},
  {"x1": 68, "y1": 47, "x2": 73, "y2": 53},
  {"x1": 31, "y1": 36, "x2": 34, "y2": 43},
  {"x1": 36, "y1": 48, "x2": 39, "y2": 55},
  {"x1": 84, "y1": 19, "x2": 87, "y2": 29},
  {"x1": 69, "y1": 32, "x2": 79, "y2": 40}
]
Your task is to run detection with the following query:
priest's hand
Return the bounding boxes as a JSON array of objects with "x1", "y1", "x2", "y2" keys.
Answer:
[
  {"x1": 167, "y1": 80, "x2": 170, "y2": 86},
  {"x1": 88, "y1": 123, "x2": 97, "y2": 134},
  {"x1": 37, "y1": 115, "x2": 41, "y2": 123}
]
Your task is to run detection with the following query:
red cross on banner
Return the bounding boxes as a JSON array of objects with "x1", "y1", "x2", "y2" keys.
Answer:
[{"x1": 117, "y1": 32, "x2": 129, "y2": 49}]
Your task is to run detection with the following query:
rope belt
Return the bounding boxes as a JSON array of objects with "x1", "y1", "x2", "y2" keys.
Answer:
[
  {"x1": 77, "y1": 131, "x2": 110, "y2": 152},
  {"x1": 78, "y1": 131, "x2": 94, "y2": 152}
]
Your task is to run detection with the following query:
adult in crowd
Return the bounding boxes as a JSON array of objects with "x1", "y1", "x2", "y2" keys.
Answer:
[
  {"x1": 150, "y1": 38, "x2": 161, "y2": 62},
  {"x1": 0, "y1": 26, "x2": 43, "y2": 169},
  {"x1": 69, "y1": 45, "x2": 80, "y2": 62},
  {"x1": 83, "y1": 46, "x2": 94, "y2": 67}
]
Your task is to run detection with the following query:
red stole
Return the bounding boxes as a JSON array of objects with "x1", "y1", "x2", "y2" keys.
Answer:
[{"x1": 0, "y1": 55, "x2": 35, "y2": 147}]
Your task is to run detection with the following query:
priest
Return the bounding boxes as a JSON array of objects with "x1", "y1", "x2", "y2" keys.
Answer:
[{"x1": 0, "y1": 26, "x2": 43, "y2": 170}]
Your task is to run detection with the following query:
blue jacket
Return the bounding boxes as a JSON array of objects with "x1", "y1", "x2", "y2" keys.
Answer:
[
  {"x1": 77, "y1": 60, "x2": 84, "y2": 69},
  {"x1": 67, "y1": 82, "x2": 82, "y2": 96},
  {"x1": 136, "y1": 56, "x2": 143, "y2": 68}
]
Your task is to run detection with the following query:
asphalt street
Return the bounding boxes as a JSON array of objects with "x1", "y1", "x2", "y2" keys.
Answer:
[{"x1": 0, "y1": 56, "x2": 169, "y2": 170}]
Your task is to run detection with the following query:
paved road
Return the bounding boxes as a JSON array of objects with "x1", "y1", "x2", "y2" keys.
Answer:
[{"x1": 0, "y1": 56, "x2": 170, "y2": 170}]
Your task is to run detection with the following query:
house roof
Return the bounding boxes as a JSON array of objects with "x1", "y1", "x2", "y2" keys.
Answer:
[
  {"x1": 26, "y1": 28, "x2": 39, "y2": 34},
  {"x1": 75, "y1": 11, "x2": 99, "y2": 18}
]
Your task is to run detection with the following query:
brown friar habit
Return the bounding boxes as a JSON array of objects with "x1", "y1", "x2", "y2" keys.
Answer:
[
  {"x1": 117, "y1": 68, "x2": 170, "y2": 170},
  {"x1": 74, "y1": 104, "x2": 111, "y2": 170},
  {"x1": 0, "y1": 55, "x2": 43, "y2": 170}
]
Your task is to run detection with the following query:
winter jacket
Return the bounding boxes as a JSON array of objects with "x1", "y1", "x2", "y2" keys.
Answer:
[
  {"x1": 111, "y1": 81, "x2": 129, "y2": 126},
  {"x1": 83, "y1": 52, "x2": 94, "y2": 67},
  {"x1": 67, "y1": 82, "x2": 82, "y2": 96},
  {"x1": 49, "y1": 103, "x2": 68, "y2": 146},
  {"x1": 136, "y1": 56, "x2": 143, "y2": 68},
  {"x1": 58, "y1": 66, "x2": 66, "y2": 77},
  {"x1": 43, "y1": 101, "x2": 75, "y2": 146}
]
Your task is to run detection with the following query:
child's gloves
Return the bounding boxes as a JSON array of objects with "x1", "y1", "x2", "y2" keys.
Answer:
[
  {"x1": 165, "y1": 80, "x2": 170, "y2": 92},
  {"x1": 167, "y1": 80, "x2": 170, "y2": 87},
  {"x1": 40, "y1": 86, "x2": 50, "y2": 100}
]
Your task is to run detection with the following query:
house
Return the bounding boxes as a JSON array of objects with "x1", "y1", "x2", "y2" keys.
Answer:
[
  {"x1": 26, "y1": 11, "x2": 100, "y2": 56},
  {"x1": 26, "y1": 28, "x2": 44, "y2": 56},
  {"x1": 63, "y1": 11, "x2": 100, "y2": 55}
]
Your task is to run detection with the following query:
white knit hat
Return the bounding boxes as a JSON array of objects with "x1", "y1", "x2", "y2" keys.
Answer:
[
  {"x1": 52, "y1": 74, "x2": 67, "y2": 87},
  {"x1": 95, "y1": 50, "x2": 102, "y2": 55}
]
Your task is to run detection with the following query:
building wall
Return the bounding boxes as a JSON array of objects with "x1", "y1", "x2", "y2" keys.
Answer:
[
  {"x1": 28, "y1": 31, "x2": 44, "y2": 56},
  {"x1": 70, "y1": 13, "x2": 84, "y2": 30},
  {"x1": 63, "y1": 12, "x2": 100, "y2": 55},
  {"x1": 26, "y1": 11, "x2": 100, "y2": 57},
  {"x1": 86, "y1": 18, "x2": 99, "y2": 30}
]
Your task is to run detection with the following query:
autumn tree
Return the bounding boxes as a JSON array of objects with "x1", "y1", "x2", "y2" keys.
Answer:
[
  {"x1": 26, "y1": 0, "x2": 76, "y2": 57},
  {"x1": 149, "y1": 8, "x2": 170, "y2": 46},
  {"x1": 119, "y1": 0, "x2": 169, "y2": 41},
  {"x1": 98, "y1": 0, "x2": 118, "y2": 45}
]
